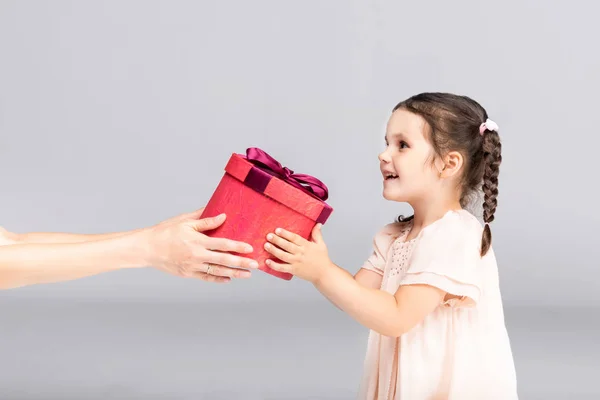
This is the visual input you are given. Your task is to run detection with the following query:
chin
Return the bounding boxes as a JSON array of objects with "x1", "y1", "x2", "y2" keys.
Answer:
[{"x1": 382, "y1": 188, "x2": 408, "y2": 202}]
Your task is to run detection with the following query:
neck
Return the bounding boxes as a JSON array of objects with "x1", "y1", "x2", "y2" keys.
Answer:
[{"x1": 409, "y1": 195, "x2": 462, "y2": 231}]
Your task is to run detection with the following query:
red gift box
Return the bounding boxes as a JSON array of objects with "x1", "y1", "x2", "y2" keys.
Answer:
[{"x1": 200, "y1": 148, "x2": 333, "y2": 280}]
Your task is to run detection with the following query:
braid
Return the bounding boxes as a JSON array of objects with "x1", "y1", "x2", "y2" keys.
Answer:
[{"x1": 480, "y1": 129, "x2": 502, "y2": 256}]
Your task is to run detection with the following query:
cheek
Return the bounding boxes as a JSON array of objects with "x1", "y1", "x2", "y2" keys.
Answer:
[
  {"x1": 421, "y1": 163, "x2": 439, "y2": 181},
  {"x1": 405, "y1": 161, "x2": 437, "y2": 186},
  {"x1": 391, "y1": 155, "x2": 407, "y2": 171},
  {"x1": 394, "y1": 155, "x2": 420, "y2": 175}
]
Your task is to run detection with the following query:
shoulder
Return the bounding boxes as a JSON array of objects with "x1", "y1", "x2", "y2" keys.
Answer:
[
  {"x1": 407, "y1": 210, "x2": 487, "y2": 282},
  {"x1": 420, "y1": 209, "x2": 483, "y2": 247},
  {"x1": 411, "y1": 209, "x2": 489, "y2": 266},
  {"x1": 361, "y1": 219, "x2": 413, "y2": 270},
  {"x1": 375, "y1": 220, "x2": 412, "y2": 241},
  {"x1": 369, "y1": 220, "x2": 412, "y2": 251}
]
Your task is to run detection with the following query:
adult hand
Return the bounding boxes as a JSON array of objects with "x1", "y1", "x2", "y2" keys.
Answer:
[{"x1": 143, "y1": 209, "x2": 259, "y2": 284}]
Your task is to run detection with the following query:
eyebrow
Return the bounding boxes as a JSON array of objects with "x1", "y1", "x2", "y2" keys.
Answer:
[{"x1": 385, "y1": 132, "x2": 409, "y2": 141}]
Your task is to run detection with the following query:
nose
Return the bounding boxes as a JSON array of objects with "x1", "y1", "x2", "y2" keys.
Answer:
[{"x1": 378, "y1": 148, "x2": 391, "y2": 163}]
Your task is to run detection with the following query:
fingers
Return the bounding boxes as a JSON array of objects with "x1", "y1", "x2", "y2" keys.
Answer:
[
  {"x1": 205, "y1": 237, "x2": 253, "y2": 254},
  {"x1": 167, "y1": 207, "x2": 206, "y2": 224},
  {"x1": 265, "y1": 258, "x2": 292, "y2": 274},
  {"x1": 189, "y1": 271, "x2": 232, "y2": 284},
  {"x1": 199, "y1": 263, "x2": 252, "y2": 279},
  {"x1": 274, "y1": 228, "x2": 306, "y2": 246},
  {"x1": 266, "y1": 232, "x2": 299, "y2": 254},
  {"x1": 203, "y1": 250, "x2": 259, "y2": 271},
  {"x1": 190, "y1": 214, "x2": 226, "y2": 232},
  {"x1": 263, "y1": 241, "x2": 295, "y2": 263}
]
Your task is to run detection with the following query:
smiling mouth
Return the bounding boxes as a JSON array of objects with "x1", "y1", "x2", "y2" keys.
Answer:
[{"x1": 384, "y1": 174, "x2": 399, "y2": 180}]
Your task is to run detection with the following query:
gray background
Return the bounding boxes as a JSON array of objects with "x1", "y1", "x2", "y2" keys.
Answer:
[{"x1": 0, "y1": 0, "x2": 598, "y2": 399}]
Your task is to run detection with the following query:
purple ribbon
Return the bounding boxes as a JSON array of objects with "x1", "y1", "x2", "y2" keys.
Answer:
[{"x1": 244, "y1": 147, "x2": 329, "y2": 201}]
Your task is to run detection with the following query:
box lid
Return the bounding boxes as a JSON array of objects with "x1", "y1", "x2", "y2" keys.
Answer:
[{"x1": 224, "y1": 151, "x2": 333, "y2": 224}]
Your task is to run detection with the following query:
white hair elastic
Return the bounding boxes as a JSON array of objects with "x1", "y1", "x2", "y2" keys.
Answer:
[{"x1": 479, "y1": 118, "x2": 499, "y2": 135}]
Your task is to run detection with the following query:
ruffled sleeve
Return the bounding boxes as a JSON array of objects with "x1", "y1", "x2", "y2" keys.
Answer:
[
  {"x1": 399, "y1": 211, "x2": 485, "y2": 307},
  {"x1": 360, "y1": 222, "x2": 409, "y2": 276}
]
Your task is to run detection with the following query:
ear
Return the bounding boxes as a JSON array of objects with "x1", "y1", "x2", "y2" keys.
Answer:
[{"x1": 439, "y1": 151, "x2": 464, "y2": 179}]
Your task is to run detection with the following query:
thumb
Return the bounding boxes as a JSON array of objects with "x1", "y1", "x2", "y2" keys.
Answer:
[
  {"x1": 191, "y1": 213, "x2": 226, "y2": 232},
  {"x1": 311, "y1": 223, "x2": 324, "y2": 244}
]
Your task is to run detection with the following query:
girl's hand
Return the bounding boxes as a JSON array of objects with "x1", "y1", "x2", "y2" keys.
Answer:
[{"x1": 263, "y1": 224, "x2": 333, "y2": 283}]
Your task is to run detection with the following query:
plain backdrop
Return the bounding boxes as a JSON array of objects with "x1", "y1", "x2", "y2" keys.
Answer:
[{"x1": 1, "y1": 1, "x2": 598, "y2": 399}]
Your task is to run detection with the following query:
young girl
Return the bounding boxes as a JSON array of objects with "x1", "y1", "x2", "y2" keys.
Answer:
[{"x1": 263, "y1": 92, "x2": 518, "y2": 399}]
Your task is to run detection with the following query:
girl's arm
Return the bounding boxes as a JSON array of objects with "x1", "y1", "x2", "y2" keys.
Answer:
[
  {"x1": 315, "y1": 263, "x2": 445, "y2": 337},
  {"x1": 315, "y1": 268, "x2": 382, "y2": 313},
  {"x1": 264, "y1": 226, "x2": 446, "y2": 337},
  {"x1": 354, "y1": 268, "x2": 383, "y2": 289}
]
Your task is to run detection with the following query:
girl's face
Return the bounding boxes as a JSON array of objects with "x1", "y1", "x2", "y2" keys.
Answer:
[{"x1": 379, "y1": 109, "x2": 443, "y2": 203}]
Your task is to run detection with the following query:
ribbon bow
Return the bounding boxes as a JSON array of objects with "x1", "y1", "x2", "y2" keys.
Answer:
[{"x1": 245, "y1": 147, "x2": 329, "y2": 201}]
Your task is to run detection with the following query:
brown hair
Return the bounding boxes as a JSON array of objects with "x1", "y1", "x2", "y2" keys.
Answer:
[{"x1": 393, "y1": 92, "x2": 502, "y2": 257}]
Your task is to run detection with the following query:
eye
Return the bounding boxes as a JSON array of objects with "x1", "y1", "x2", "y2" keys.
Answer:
[{"x1": 399, "y1": 141, "x2": 409, "y2": 149}]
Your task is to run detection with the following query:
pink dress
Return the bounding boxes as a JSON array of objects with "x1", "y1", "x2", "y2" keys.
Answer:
[{"x1": 357, "y1": 209, "x2": 518, "y2": 399}]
